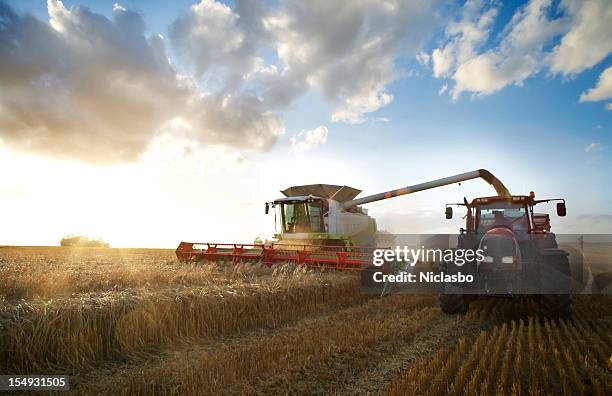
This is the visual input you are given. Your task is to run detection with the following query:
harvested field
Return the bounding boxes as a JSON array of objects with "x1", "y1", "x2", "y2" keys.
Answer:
[{"x1": 0, "y1": 246, "x2": 611, "y2": 395}]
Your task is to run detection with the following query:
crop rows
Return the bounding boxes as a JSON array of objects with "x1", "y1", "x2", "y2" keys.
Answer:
[
  {"x1": 0, "y1": 248, "x2": 364, "y2": 374},
  {"x1": 77, "y1": 294, "x2": 438, "y2": 395},
  {"x1": 0, "y1": 247, "x2": 277, "y2": 301},
  {"x1": 388, "y1": 300, "x2": 612, "y2": 396},
  {"x1": 1, "y1": 247, "x2": 611, "y2": 395}
]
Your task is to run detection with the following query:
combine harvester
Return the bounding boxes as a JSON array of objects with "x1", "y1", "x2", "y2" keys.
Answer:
[{"x1": 176, "y1": 169, "x2": 509, "y2": 270}]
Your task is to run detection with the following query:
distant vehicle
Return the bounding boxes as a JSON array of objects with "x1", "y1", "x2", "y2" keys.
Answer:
[{"x1": 60, "y1": 236, "x2": 109, "y2": 248}]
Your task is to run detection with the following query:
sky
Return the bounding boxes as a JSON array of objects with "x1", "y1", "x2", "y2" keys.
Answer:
[{"x1": 0, "y1": 0, "x2": 611, "y2": 248}]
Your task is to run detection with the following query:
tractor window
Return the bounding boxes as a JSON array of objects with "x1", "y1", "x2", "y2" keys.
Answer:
[
  {"x1": 280, "y1": 200, "x2": 325, "y2": 233},
  {"x1": 478, "y1": 203, "x2": 528, "y2": 231}
]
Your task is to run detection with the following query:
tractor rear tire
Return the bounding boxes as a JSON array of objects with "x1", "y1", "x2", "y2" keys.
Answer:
[
  {"x1": 539, "y1": 254, "x2": 572, "y2": 320},
  {"x1": 540, "y1": 294, "x2": 572, "y2": 320},
  {"x1": 439, "y1": 293, "x2": 468, "y2": 314}
]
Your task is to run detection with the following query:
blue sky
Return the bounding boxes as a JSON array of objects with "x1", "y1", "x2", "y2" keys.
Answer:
[{"x1": 0, "y1": 0, "x2": 610, "y2": 246}]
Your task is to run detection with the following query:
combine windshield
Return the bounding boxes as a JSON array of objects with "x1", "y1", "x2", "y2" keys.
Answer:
[
  {"x1": 279, "y1": 200, "x2": 325, "y2": 233},
  {"x1": 477, "y1": 202, "x2": 528, "y2": 231}
]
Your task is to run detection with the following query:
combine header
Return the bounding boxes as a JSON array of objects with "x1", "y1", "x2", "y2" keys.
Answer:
[
  {"x1": 176, "y1": 169, "x2": 510, "y2": 270},
  {"x1": 176, "y1": 242, "x2": 378, "y2": 271}
]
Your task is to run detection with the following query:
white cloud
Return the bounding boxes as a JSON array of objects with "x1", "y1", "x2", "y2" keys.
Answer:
[
  {"x1": 331, "y1": 91, "x2": 393, "y2": 124},
  {"x1": 416, "y1": 52, "x2": 430, "y2": 66},
  {"x1": 450, "y1": 0, "x2": 565, "y2": 99},
  {"x1": 169, "y1": 0, "x2": 268, "y2": 90},
  {"x1": 580, "y1": 66, "x2": 612, "y2": 103},
  {"x1": 7, "y1": 0, "x2": 609, "y2": 166},
  {"x1": 549, "y1": 0, "x2": 612, "y2": 75},
  {"x1": 265, "y1": 0, "x2": 440, "y2": 124},
  {"x1": 0, "y1": 0, "x2": 283, "y2": 163},
  {"x1": 0, "y1": 0, "x2": 186, "y2": 162},
  {"x1": 112, "y1": 3, "x2": 126, "y2": 13},
  {"x1": 431, "y1": 0, "x2": 498, "y2": 79},
  {"x1": 584, "y1": 143, "x2": 602, "y2": 153},
  {"x1": 290, "y1": 126, "x2": 328, "y2": 152},
  {"x1": 607, "y1": 103, "x2": 612, "y2": 111},
  {"x1": 0, "y1": 0, "x2": 444, "y2": 163},
  {"x1": 430, "y1": 0, "x2": 612, "y2": 101}
]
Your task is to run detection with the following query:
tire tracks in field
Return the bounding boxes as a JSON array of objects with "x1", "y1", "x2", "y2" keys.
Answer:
[
  {"x1": 73, "y1": 294, "x2": 562, "y2": 395},
  {"x1": 340, "y1": 310, "x2": 483, "y2": 396},
  {"x1": 74, "y1": 294, "x2": 438, "y2": 395},
  {"x1": 2, "y1": 274, "x2": 366, "y2": 376},
  {"x1": 67, "y1": 277, "x2": 369, "y2": 391},
  {"x1": 250, "y1": 304, "x2": 440, "y2": 395}
]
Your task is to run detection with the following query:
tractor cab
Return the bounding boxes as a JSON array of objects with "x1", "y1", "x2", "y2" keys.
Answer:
[
  {"x1": 476, "y1": 198, "x2": 529, "y2": 233},
  {"x1": 445, "y1": 193, "x2": 566, "y2": 236}
]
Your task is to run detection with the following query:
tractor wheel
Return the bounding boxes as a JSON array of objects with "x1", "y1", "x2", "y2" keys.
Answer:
[
  {"x1": 540, "y1": 294, "x2": 572, "y2": 320},
  {"x1": 539, "y1": 254, "x2": 572, "y2": 320},
  {"x1": 439, "y1": 292, "x2": 468, "y2": 314}
]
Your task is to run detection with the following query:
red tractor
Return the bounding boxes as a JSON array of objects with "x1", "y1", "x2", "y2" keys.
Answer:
[{"x1": 440, "y1": 192, "x2": 572, "y2": 318}]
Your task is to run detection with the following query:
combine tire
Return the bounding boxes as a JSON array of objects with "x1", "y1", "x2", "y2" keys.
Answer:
[
  {"x1": 539, "y1": 254, "x2": 572, "y2": 319},
  {"x1": 439, "y1": 293, "x2": 468, "y2": 314}
]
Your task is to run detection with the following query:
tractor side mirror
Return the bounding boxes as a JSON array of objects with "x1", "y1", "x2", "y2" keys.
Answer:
[
  {"x1": 556, "y1": 202, "x2": 566, "y2": 217},
  {"x1": 265, "y1": 203, "x2": 269, "y2": 214},
  {"x1": 445, "y1": 207, "x2": 453, "y2": 219}
]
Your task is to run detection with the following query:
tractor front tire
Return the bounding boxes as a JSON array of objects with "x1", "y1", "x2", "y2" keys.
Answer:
[
  {"x1": 439, "y1": 293, "x2": 468, "y2": 314},
  {"x1": 540, "y1": 294, "x2": 572, "y2": 320},
  {"x1": 539, "y1": 254, "x2": 572, "y2": 320}
]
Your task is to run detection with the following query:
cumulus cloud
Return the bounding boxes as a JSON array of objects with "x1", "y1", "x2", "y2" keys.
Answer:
[
  {"x1": 580, "y1": 66, "x2": 612, "y2": 103},
  {"x1": 430, "y1": 0, "x2": 612, "y2": 101},
  {"x1": 416, "y1": 52, "x2": 430, "y2": 66},
  {"x1": 431, "y1": 0, "x2": 498, "y2": 79},
  {"x1": 171, "y1": 0, "x2": 440, "y2": 127},
  {"x1": 548, "y1": 0, "x2": 612, "y2": 75},
  {"x1": 0, "y1": 0, "x2": 442, "y2": 163},
  {"x1": 289, "y1": 126, "x2": 328, "y2": 152},
  {"x1": 0, "y1": 0, "x2": 282, "y2": 163},
  {"x1": 448, "y1": 0, "x2": 565, "y2": 99},
  {"x1": 169, "y1": 0, "x2": 269, "y2": 92},
  {"x1": 264, "y1": 0, "x2": 440, "y2": 124},
  {"x1": 0, "y1": 1, "x2": 185, "y2": 162}
]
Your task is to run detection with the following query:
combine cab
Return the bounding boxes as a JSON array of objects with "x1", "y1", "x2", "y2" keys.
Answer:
[
  {"x1": 440, "y1": 193, "x2": 572, "y2": 318},
  {"x1": 268, "y1": 184, "x2": 380, "y2": 247},
  {"x1": 177, "y1": 169, "x2": 511, "y2": 271}
]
